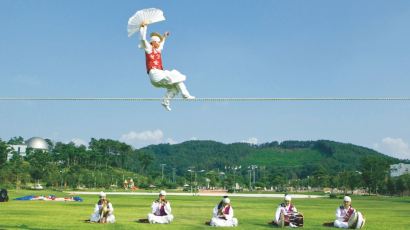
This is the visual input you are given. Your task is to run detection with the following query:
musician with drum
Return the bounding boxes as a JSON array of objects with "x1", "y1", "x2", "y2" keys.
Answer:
[
  {"x1": 271, "y1": 195, "x2": 304, "y2": 228},
  {"x1": 333, "y1": 196, "x2": 365, "y2": 229}
]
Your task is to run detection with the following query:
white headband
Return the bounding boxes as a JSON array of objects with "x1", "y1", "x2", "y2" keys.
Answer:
[{"x1": 151, "y1": 36, "x2": 161, "y2": 43}]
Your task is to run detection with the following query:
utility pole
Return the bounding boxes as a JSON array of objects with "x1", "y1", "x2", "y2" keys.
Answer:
[
  {"x1": 248, "y1": 169, "x2": 252, "y2": 190},
  {"x1": 172, "y1": 168, "x2": 176, "y2": 183},
  {"x1": 160, "y1": 164, "x2": 166, "y2": 180}
]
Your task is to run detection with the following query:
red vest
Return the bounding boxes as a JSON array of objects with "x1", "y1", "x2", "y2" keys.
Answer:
[
  {"x1": 145, "y1": 49, "x2": 163, "y2": 73},
  {"x1": 340, "y1": 206, "x2": 355, "y2": 221},
  {"x1": 223, "y1": 205, "x2": 230, "y2": 214}
]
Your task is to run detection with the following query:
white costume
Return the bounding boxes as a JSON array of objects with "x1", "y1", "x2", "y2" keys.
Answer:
[
  {"x1": 139, "y1": 25, "x2": 194, "y2": 111},
  {"x1": 274, "y1": 195, "x2": 303, "y2": 228},
  {"x1": 334, "y1": 205, "x2": 355, "y2": 228},
  {"x1": 89, "y1": 193, "x2": 115, "y2": 223},
  {"x1": 274, "y1": 203, "x2": 298, "y2": 223},
  {"x1": 209, "y1": 198, "x2": 238, "y2": 227},
  {"x1": 334, "y1": 196, "x2": 365, "y2": 229},
  {"x1": 147, "y1": 191, "x2": 173, "y2": 224}
]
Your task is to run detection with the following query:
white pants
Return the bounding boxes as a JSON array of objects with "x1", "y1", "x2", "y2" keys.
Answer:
[
  {"x1": 335, "y1": 212, "x2": 365, "y2": 229},
  {"x1": 334, "y1": 220, "x2": 348, "y2": 228},
  {"x1": 148, "y1": 69, "x2": 193, "y2": 106},
  {"x1": 90, "y1": 212, "x2": 115, "y2": 223},
  {"x1": 210, "y1": 217, "x2": 238, "y2": 227},
  {"x1": 147, "y1": 213, "x2": 174, "y2": 224}
]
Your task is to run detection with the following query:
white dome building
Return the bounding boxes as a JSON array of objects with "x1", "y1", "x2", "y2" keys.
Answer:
[
  {"x1": 26, "y1": 137, "x2": 49, "y2": 151},
  {"x1": 7, "y1": 137, "x2": 49, "y2": 161}
]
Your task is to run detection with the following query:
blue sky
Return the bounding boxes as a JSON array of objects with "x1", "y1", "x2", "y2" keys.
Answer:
[{"x1": 1, "y1": 0, "x2": 410, "y2": 159}]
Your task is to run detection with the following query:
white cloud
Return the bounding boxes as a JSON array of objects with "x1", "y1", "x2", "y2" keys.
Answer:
[
  {"x1": 373, "y1": 137, "x2": 410, "y2": 160},
  {"x1": 242, "y1": 137, "x2": 258, "y2": 145},
  {"x1": 120, "y1": 129, "x2": 164, "y2": 148},
  {"x1": 70, "y1": 138, "x2": 88, "y2": 147},
  {"x1": 121, "y1": 129, "x2": 164, "y2": 142},
  {"x1": 165, "y1": 138, "x2": 178, "y2": 145}
]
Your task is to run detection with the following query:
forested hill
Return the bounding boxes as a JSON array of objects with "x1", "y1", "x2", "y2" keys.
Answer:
[
  {"x1": 1, "y1": 138, "x2": 404, "y2": 192},
  {"x1": 140, "y1": 140, "x2": 399, "y2": 174}
]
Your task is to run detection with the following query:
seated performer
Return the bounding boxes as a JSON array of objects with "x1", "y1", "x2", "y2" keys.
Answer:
[
  {"x1": 331, "y1": 196, "x2": 365, "y2": 229},
  {"x1": 146, "y1": 190, "x2": 174, "y2": 224},
  {"x1": 139, "y1": 21, "x2": 195, "y2": 111},
  {"x1": 271, "y1": 195, "x2": 303, "y2": 228},
  {"x1": 89, "y1": 192, "x2": 115, "y2": 223},
  {"x1": 209, "y1": 196, "x2": 238, "y2": 227}
]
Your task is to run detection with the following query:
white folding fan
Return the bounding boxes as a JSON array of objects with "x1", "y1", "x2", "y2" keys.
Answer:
[{"x1": 128, "y1": 8, "x2": 166, "y2": 37}]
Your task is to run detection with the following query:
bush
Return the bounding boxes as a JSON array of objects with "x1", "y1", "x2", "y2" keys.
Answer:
[{"x1": 329, "y1": 193, "x2": 337, "y2": 199}]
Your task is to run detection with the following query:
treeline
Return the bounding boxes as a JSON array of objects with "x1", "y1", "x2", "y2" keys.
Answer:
[{"x1": 0, "y1": 137, "x2": 409, "y2": 196}]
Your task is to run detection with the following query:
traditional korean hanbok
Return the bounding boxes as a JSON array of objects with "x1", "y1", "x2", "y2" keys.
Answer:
[
  {"x1": 147, "y1": 199, "x2": 174, "y2": 224},
  {"x1": 90, "y1": 199, "x2": 115, "y2": 223},
  {"x1": 209, "y1": 202, "x2": 238, "y2": 227},
  {"x1": 139, "y1": 25, "x2": 194, "y2": 111}
]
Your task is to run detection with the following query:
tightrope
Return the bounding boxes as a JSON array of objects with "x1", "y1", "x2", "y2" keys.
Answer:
[{"x1": 0, "y1": 97, "x2": 410, "y2": 102}]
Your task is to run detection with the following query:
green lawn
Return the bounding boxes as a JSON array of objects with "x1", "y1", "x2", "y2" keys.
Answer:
[{"x1": 0, "y1": 190, "x2": 409, "y2": 229}]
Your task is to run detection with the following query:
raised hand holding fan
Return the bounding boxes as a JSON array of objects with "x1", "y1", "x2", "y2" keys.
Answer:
[{"x1": 128, "y1": 8, "x2": 166, "y2": 37}]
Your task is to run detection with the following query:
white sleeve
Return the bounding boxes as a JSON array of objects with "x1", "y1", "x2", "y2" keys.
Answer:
[
  {"x1": 139, "y1": 26, "x2": 152, "y2": 53},
  {"x1": 94, "y1": 204, "x2": 99, "y2": 213},
  {"x1": 108, "y1": 203, "x2": 114, "y2": 215},
  {"x1": 335, "y1": 208, "x2": 342, "y2": 219},
  {"x1": 151, "y1": 202, "x2": 158, "y2": 214},
  {"x1": 165, "y1": 202, "x2": 172, "y2": 214},
  {"x1": 293, "y1": 206, "x2": 298, "y2": 213},
  {"x1": 275, "y1": 206, "x2": 282, "y2": 222},
  {"x1": 212, "y1": 206, "x2": 219, "y2": 218}
]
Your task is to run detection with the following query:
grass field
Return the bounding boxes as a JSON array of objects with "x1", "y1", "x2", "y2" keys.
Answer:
[{"x1": 0, "y1": 190, "x2": 409, "y2": 229}]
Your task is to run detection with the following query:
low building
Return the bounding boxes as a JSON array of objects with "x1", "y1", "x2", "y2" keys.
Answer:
[{"x1": 390, "y1": 163, "x2": 410, "y2": 177}]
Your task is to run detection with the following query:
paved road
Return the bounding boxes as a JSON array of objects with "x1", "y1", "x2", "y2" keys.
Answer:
[{"x1": 66, "y1": 191, "x2": 325, "y2": 199}]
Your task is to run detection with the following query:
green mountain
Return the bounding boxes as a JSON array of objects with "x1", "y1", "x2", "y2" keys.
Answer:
[{"x1": 140, "y1": 140, "x2": 399, "y2": 175}]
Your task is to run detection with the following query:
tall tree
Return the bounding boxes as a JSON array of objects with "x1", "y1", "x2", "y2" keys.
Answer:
[
  {"x1": 0, "y1": 139, "x2": 11, "y2": 166},
  {"x1": 360, "y1": 156, "x2": 389, "y2": 195},
  {"x1": 7, "y1": 136, "x2": 25, "y2": 145},
  {"x1": 396, "y1": 176, "x2": 407, "y2": 196}
]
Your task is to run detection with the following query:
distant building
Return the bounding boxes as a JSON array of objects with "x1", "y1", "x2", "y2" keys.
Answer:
[
  {"x1": 7, "y1": 137, "x2": 49, "y2": 161},
  {"x1": 8, "y1": 144, "x2": 28, "y2": 160},
  {"x1": 390, "y1": 163, "x2": 410, "y2": 177}
]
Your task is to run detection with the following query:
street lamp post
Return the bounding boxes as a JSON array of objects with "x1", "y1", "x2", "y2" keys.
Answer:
[
  {"x1": 187, "y1": 168, "x2": 205, "y2": 194},
  {"x1": 248, "y1": 165, "x2": 257, "y2": 190},
  {"x1": 187, "y1": 168, "x2": 194, "y2": 194},
  {"x1": 219, "y1": 172, "x2": 226, "y2": 190},
  {"x1": 248, "y1": 169, "x2": 252, "y2": 190},
  {"x1": 228, "y1": 165, "x2": 241, "y2": 193}
]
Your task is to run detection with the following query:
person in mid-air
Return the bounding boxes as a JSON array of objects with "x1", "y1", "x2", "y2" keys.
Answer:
[{"x1": 139, "y1": 21, "x2": 195, "y2": 111}]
